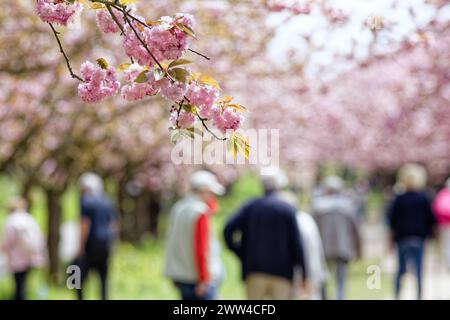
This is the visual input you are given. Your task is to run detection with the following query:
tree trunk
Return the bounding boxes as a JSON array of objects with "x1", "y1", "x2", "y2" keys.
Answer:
[
  {"x1": 148, "y1": 192, "x2": 161, "y2": 239},
  {"x1": 117, "y1": 177, "x2": 136, "y2": 241},
  {"x1": 134, "y1": 192, "x2": 150, "y2": 241},
  {"x1": 21, "y1": 179, "x2": 34, "y2": 208},
  {"x1": 46, "y1": 189, "x2": 62, "y2": 283}
]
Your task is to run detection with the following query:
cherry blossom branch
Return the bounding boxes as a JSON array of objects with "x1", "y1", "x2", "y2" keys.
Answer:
[
  {"x1": 48, "y1": 22, "x2": 84, "y2": 82},
  {"x1": 194, "y1": 111, "x2": 226, "y2": 141},
  {"x1": 119, "y1": 6, "x2": 164, "y2": 70},
  {"x1": 188, "y1": 49, "x2": 210, "y2": 60},
  {"x1": 105, "y1": 3, "x2": 124, "y2": 34},
  {"x1": 93, "y1": 1, "x2": 212, "y2": 61}
]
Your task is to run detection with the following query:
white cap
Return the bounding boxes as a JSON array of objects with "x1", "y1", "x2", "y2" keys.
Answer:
[
  {"x1": 190, "y1": 171, "x2": 225, "y2": 196},
  {"x1": 260, "y1": 166, "x2": 289, "y2": 191},
  {"x1": 79, "y1": 172, "x2": 104, "y2": 194},
  {"x1": 324, "y1": 175, "x2": 344, "y2": 191}
]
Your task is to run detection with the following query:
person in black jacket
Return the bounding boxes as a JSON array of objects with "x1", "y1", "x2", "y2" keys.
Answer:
[
  {"x1": 387, "y1": 164, "x2": 436, "y2": 300},
  {"x1": 224, "y1": 167, "x2": 308, "y2": 299},
  {"x1": 75, "y1": 172, "x2": 119, "y2": 300}
]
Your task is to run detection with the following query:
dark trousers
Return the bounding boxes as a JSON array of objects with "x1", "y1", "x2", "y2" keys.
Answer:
[
  {"x1": 13, "y1": 269, "x2": 29, "y2": 300},
  {"x1": 174, "y1": 281, "x2": 217, "y2": 300},
  {"x1": 323, "y1": 258, "x2": 348, "y2": 300},
  {"x1": 76, "y1": 240, "x2": 111, "y2": 300},
  {"x1": 395, "y1": 238, "x2": 425, "y2": 300}
]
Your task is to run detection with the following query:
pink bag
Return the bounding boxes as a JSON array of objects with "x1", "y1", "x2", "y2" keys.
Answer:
[{"x1": 433, "y1": 189, "x2": 450, "y2": 225}]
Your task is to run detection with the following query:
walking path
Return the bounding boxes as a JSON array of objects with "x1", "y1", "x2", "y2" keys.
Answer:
[{"x1": 362, "y1": 223, "x2": 450, "y2": 300}]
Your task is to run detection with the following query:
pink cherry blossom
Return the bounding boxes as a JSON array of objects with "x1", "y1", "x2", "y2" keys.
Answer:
[
  {"x1": 96, "y1": 5, "x2": 136, "y2": 34},
  {"x1": 213, "y1": 108, "x2": 244, "y2": 133},
  {"x1": 36, "y1": 0, "x2": 83, "y2": 26},
  {"x1": 185, "y1": 83, "x2": 219, "y2": 118},
  {"x1": 120, "y1": 64, "x2": 162, "y2": 101},
  {"x1": 160, "y1": 81, "x2": 189, "y2": 102},
  {"x1": 142, "y1": 14, "x2": 196, "y2": 61},
  {"x1": 96, "y1": 9, "x2": 122, "y2": 33},
  {"x1": 78, "y1": 61, "x2": 120, "y2": 103},
  {"x1": 170, "y1": 109, "x2": 196, "y2": 129},
  {"x1": 123, "y1": 23, "x2": 154, "y2": 66}
]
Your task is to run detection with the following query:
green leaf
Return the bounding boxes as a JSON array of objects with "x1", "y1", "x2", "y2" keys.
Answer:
[
  {"x1": 119, "y1": 0, "x2": 139, "y2": 5},
  {"x1": 117, "y1": 63, "x2": 131, "y2": 71},
  {"x1": 168, "y1": 59, "x2": 193, "y2": 69},
  {"x1": 228, "y1": 132, "x2": 251, "y2": 159},
  {"x1": 181, "y1": 103, "x2": 195, "y2": 113},
  {"x1": 168, "y1": 68, "x2": 191, "y2": 83},
  {"x1": 134, "y1": 70, "x2": 148, "y2": 83},
  {"x1": 153, "y1": 68, "x2": 165, "y2": 81},
  {"x1": 96, "y1": 58, "x2": 109, "y2": 69},
  {"x1": 170, "y1": 129, "x2": 181, "y2": 144},
  {"x1": 199, "y1": 74, "x2": 221, "y2": 89},
  {"x1": 174, "y1": 23, "x2": 197, "y2": 39},
  {"x1": 227, "y1": 103, "x2": 247, "y2": 112}
]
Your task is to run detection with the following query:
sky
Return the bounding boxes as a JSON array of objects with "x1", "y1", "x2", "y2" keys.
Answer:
[{"x1": 266, "y1": 0, "x2": 440, "y2": 77}]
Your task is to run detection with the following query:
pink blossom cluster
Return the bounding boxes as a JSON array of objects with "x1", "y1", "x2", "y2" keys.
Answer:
[
  {"x1": 96, "y1": 9, "x2": 123, "y2": 33},
  {"x1": 160, "y1": 80, "x2": 189, "y2": 102},
  {"x1": 143, "y1": 14, "x2": 196, "y2": 62},
  {"x1": 213, "y1": 108, "x2": 245, "y2": 133},
  {"x1": 123, "y1": 14, "x2": 195, "y2": 65},
  {"x1": 123, "y1": 23, "x2": 154, "y2": 66},
  {"x1": 170, "y1": 109, "x2": 196, "y2": 129},
  {"x1": 96, "y1": 5, "x2": 136, "y2": 34},
  {"x1": 36, "y1": 0, "x2": 83, "y2": 26},
  {"x1": 266, "y1": 1, "x2": 311, "y2": 15},
  {"x1": 120, "y1": 63, "x2": 163, "y2": 101},
  {"x1": 78, "y1": 61, "x2": 120, "y2": 103},
  {"x1": 185, "y1": 83, "x2": 219, "y2": 118}
]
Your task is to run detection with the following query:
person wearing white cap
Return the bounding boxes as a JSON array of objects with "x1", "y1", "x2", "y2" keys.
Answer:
[
  {"x1": 76, "y1": 172, "x2": 119, "y2": 300},
  {"x1": 164, "y1": 170, "x2": 225, "y2": 300},
  {"x1": 224, "y1": 166, "x2": 309, "y2": 300}
]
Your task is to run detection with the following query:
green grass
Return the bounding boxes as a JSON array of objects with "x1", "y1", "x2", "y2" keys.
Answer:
[{"x1": 0, "y1": 174, "x2": 392, "y2": 300}]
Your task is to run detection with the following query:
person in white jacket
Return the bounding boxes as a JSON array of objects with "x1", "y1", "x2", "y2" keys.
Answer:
[
  {"x1": 1, "y1": 198, "x2": 47, "y2": 300},
  {"x1": 278, "y1": 191, "x2": 328, "y2": 299}
]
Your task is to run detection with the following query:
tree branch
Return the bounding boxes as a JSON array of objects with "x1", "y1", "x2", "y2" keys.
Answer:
[
  {"x1": 120, "y1": 6, "x2": 164, "y2": 70},
  {"x1": 48, "y1": 23, "x2": 84, "y2": 82}
]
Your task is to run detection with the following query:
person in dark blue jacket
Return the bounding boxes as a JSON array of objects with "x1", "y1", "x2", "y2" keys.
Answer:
[
  {"x1": 224, "y1": 167, "x2": 308, "y2": 299},
  {"x1": 387, "y1": 164, "x2": 436, "y2": 300},
  {"x1": 75, "y1": 172, "x2": 119, "y2": 300}
]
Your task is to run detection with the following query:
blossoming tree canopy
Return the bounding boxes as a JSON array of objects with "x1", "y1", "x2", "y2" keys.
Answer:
[{"x1": 35, "y1": 0, "x2": 249, "y2": 157}]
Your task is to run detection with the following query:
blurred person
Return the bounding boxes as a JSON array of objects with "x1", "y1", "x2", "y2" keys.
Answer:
[
  {"x1": 350, "y1": 180, "x2": 369, "y2": 224},
  {"x1": 224, "y1": 167, "x2": 308, "y2": 300},
  {"x1": 278, "y1": 191, "x2": 328, "y2": 300},
  {"x1": 312, "y1": 176, "x2": 362, "y2": 300},
  {"x1": 433, "y1": 177, "x2": 450, "y2": 269},
  {"x1": 165, "y1": 170, "x2": 225, "y2": 300},
  {"x1": 387, "y1": 164, "x2": 436, "y2": 300},
  {"x1": 1, "y1": 198, "x2": 47, "y2": 300},
  {"x1": 76, "y1": 172, "x2": 119, "y2": 300}
]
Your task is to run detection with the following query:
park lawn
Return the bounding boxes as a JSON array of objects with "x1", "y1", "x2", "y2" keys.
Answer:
[{"x1": 0, "y1": 174, "x2": 392, "y2": 300}]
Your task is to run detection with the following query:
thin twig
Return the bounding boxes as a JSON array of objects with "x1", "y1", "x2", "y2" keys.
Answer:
[
  {"x1": 48, "y1": 23, "x2": 84, "y2": 82},
  {"x1": 188, "y1": 49, "x2": 210, "y2": 60},
  {"x1": 120, "y1": 6, "x2": 164, "y2": 70},
  {"x1": 96, "y1": 1, "x2": 212, "y2": 62},
  {"x1": 105, "y1": 4, "x2": 124, "y2": 34},
  {"x1": 175, "y1": 103, "x2": 183, "y2": 128},
  {"x1": 194, "y1": 111, "x2": 226, "y2": 141}
]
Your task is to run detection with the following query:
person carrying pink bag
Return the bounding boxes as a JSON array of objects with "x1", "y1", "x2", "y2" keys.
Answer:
[{"x1": 433, "y1": 177, "x2": 450, "y2": 269}]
